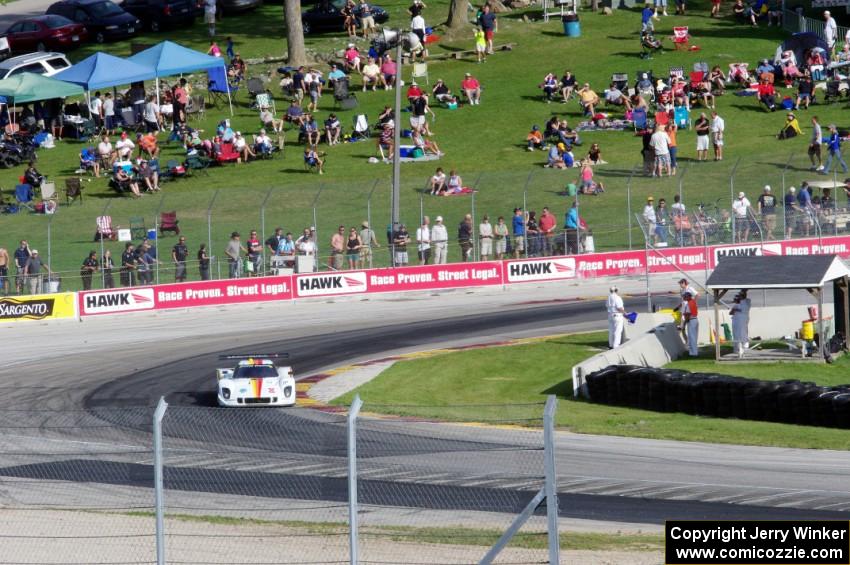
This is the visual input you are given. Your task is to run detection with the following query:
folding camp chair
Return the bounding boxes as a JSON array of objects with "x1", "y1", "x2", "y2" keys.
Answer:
[
  {"x1": 611, "y1": 73, "x2": 629, "y2": 91},
  {"x1": 635, "y1": 71, "x2": 656, "y2": 102},
  {"x1": 129, "y1": 216, "x2": 147, "y2": 240},
  {"x1": 669, "y1": 66, "x2": 685, "y2": 81},
  {"x1": 729, "y1": 62, "x2": 751, "y2": 85},
  {"x1": 255, "y1": 92, "x2": 276, "y2": 114},
  {"x1": 65, "y1": 177, "x2": 83, "y2": 205},
  {"x1": 693, "y1": 61, "x2": 709, "y2": 73},
  {"x1": 185, "y1": 154, "x2": 212, "y2": 175},
  {"x1": 351, "y1": 114, "x2": 370, "y2": 140},
  {"x1": 673, "y1": 105, "x2": 690, "y2": 129},
  {"x1": 689, "y1": 71, "x2": 706, "y2": 90},
  {"x1": 186, "y1": 95, "x2": 206, "y2": 122},
  {"x1": 95, "y1": 215, "x2": 117, "y2": 241},
  {"x1": 207, "y1": 66, "x2": 238, "y2": 107},
  {"x1": 640, "y1": 32, "x2": 663, "y2": 59},
  {"x1": 655, "y1": 110, "x2": 671, "y2": 127},
  {"x1": 159, "y1": 211, "x2": 180, "y2": 236},
  {"x1": 672, "y1": 27, "x2": 690, "y2": 51},
  {"x1": 215, "y1": 142, "x2": 240, "y2": 164},
  {"x1": 121, "y1": 109, "x2": 144, "y2": 133},
  {"x1": 246, "y1": 77, "x2": 265, "y2": 98},
  {"x1": 15, "y1": 184, "x2": 34, "y2": 211},
  {"x1": 333, "y1": 78, "x2": 358, "y2": 110},
  {"x1": 40, "y1": 181, "x2": 57, "y2": 202},
  {"x1": 632, "y1": 107, "x2": 648, "y2": 131},
  {"x1": 411, "y1": 62, "x2": 429, "y2": 85}
]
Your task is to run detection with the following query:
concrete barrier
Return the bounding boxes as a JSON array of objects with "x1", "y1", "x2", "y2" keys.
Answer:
[{"x1": 571, "y1": 322, "x2": 686, "y2": 397}]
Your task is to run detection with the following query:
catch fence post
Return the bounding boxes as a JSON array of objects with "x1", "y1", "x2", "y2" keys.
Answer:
[
  {"x1": 260, "y1": 187, "x2": 275, "y2": 276},
  {"x1": 348, "y1": 394, "x2": 363, "y2": 565},
  {"x1": 153, "y1": 397, "x2": 168, "y2": 565},
  {"x1": 543, "y1": 396, "x2": 560, "y2": 565},
  {"x1": 626, "y1": 165, "x2": 637, "y2": 250},
  {"x1": 206, "y1": 189, "x2": 219, "y2": 277}
]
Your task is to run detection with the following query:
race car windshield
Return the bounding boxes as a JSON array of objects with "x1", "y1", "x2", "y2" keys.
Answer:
[{"x1": 232, "y1": 365, "x2": 278, "y2": 379}]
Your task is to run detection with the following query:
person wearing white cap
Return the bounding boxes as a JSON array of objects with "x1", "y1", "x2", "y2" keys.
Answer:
[
  {"x1": 710, "y1": 110, "x2": 725, "y2": 161},
  {"x1": 757, "y1": 185, "x2": 777, "y2": 240},
  {"x1": 607, "y1": 286, "x2": 626, "y2": 349},
  {"x1": 461, "y1": 73, "x2": 482, "y2": 105},
  {"x1": 731, "y1": 191, "x2": 751, "y2": 242},
  {"x1": 23, "y1": 249, "x2": 43, "y2": 295},
  {"x1": 431, "y1": 216, "x2": 448, "y2": 264},
  {"x1": 784, "y1": 186, "x2": 798, "y2": 239}
]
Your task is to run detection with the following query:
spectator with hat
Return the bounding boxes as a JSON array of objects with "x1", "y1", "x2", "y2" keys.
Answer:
[
  {"x1": 431, "y1": 215, "x2": 448, "y2": 264},
  {"x1": 225, "y1": 232, "x2": 247, "y2": 279},
  {"x1": 732, "y1": 191, "x2": 752, "y2": 242},
  {"x1": 461, "y1": 73, "x2": 482, "y2": 105},
  {"x1": 527, "y1": 125, "x2": 544, "y2": 151},
  {"x1": 822, "y1": 124, "x2": 848, "y2": 175},
  {"x1": 757, "y1": 185, "x2": 777, "y2": 239},
  {"x1": 606, "y1": 286, "x2": 626, "y2": 349},
  {"x1": 643, "y1": 196, "x2": 658, "y2": 243},
  {"x1": 359, "y1": 221, "x2": 380, "y2": 268}
]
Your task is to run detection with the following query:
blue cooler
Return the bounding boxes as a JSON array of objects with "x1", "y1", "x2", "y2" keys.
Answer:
[
  {"x1": 563, "y1": 13, "x2": 580, "y2": 37},
  {"x1": 147, "y1": 229, "x2": 157, "y2": 240}
]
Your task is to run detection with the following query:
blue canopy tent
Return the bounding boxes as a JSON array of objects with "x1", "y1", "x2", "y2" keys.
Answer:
[
  {"x1": 52, "y1": 52, "x2": 157, "y2": 113},
  {"x1": 128, "y1": 41, "x2": 232, "y2": 115}
]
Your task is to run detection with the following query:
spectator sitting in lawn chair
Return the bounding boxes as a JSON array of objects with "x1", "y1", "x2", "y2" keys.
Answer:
[
  {"x1": 261, "y1": 108, "x2": 285, "y2": 134},
  {"x1": 80, "y1": 147, "x2": 98, "y2": 176},
  {"x1": 285, "y1": 101, "x2": 307, "y2": 128},
  {"x1": 301, "y1": 115, "x2": 321, "y2": 146},
  {"x1": 756, "y1": 59, "x2": 775, "y2": 83},
  {"x1": 377, "y1": 122, "x2": 394, "y2": 161},
  {"x1": 540, "y1": 73, "x2": 559, "y2": 102},
  {"x1": 432, "y1": 79, "x2": 457, "y2": 105},
  {"x1": 795, "y1": 71, "x2": 814, "y2": 109},
  {"x1": 24, "y1": 161, "x2": 45, "y2": 189},
  {"x1": 732, "y1": 0, "x2": 757, "y2": 26},
  {"x1": 577, "y1": 83, "x2": 600, "y2": 116},
  {"x1": 757, "y1": 78, "x2": 777, "y2": 111},
  {"x1": 640, "y1": 31, "x2": 663, "y2": 58},
  {"x1": 254, "y1": 129, "x2": 274, "y2": 156},
  {"x1": 234, "y1": 131, "x2": 256, "y2": 163},
  {"x1": 361, "y1": 57, "x2": 381, "y2": 92},
  {"x1": 604, "y1": 82, "x2": 632, "y2": 113},
  {"x1": 112, "y1": 165, "x2": 141, "y2": 197},
  {"x1": 304, "y1": 146, "x2": 325, "y2": 174},
  {"x1": 708, "y1": 66, "x2": 727, "y2": 93}
]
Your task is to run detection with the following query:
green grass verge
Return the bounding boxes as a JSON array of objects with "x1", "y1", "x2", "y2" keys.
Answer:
[
  {"x1": 333, "y1": 333, "x2": 850, "y2": 450},
  {"x1": 122, "y1": 511, "x2": 662, "y2": 551},
  {"x1": 2, "y1": 1, "x2": 846, "y2": 289}
]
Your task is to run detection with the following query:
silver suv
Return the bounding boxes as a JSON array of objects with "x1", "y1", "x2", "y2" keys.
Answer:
[{"x1": 0, "y1": 51, "x2": 71, "y2": 80}]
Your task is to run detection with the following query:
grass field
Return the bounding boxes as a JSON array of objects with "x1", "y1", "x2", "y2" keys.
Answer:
[
  {"x1": 2, "y1": 1, "x2": 848, "y2": 288},
  {"x1": 333, "y1": 333, "x2": 850, "y2": 450}
]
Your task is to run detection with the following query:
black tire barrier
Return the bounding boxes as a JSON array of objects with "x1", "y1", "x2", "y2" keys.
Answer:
[{"x1": 584, "y1": 365, "x2": 850, "y2": 429}]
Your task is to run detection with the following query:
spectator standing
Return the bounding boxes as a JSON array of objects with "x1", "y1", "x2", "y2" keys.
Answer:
[
  {"x1": 458, "y1": 214, "x2": 473, "y2": 261},
  {"x1": 564, "y1": 202, "x2": 580, "y2": 254},
  {"x1": 607, "y1": 286, "x2": 626, "y2": 349},
  {"x1": 24, "y1": 250, "x2": 44, "y2": 295},
  {"x1": 143, "y1": 96, "x2": 160, "y2": 132},
  {"x1": 656, "y1": 198, "x2": 669, "y2": 244},
  {"x1": 643, "y1": 196, "x2": 658, "y2": 243},
  {"x1": 359, "y1": 0, "x2": 376, "y2": 38},
  {"x1": 650, "y1": 124, "x2": 671, "y2": 177},
  {"x1": 526, "y1": 211, "x2": 540, "y2": 256},
  {"x1": 329, "y1": 226, "x2": 346, "y2": 270},
  {"x1": 80, "y1": 251, "x2": 98, "y2": 291},
  {"x1": 416, "y1": 216, "x2": 431, "y2": 265},
  {"x1": 102, "y1": 249, "x2": 115, "y2": 288},
  {"x1": 756, "y1": 185, "x2": 777, "y2": 240},
  {"x1": 0, "y1": 246, "x2": 8, "y2": 295},
  {"x1": 474, "y1": 27, "x2": 486, "y2": 63},
  {"x1": 346, "y1": 228, "x2": 362, "y2": 270},
  {"x1": 694, "y1": 112, "x2": 710, "y2": 161},
  {"x1": 641, "y1": 4, "x2": 654, "y2": 32},
  {"x1": 393, "y1": 223, "x2": 410, "y2": 266},
  {"x1": 411, "y1": 12, "x2": 427, "y2": 57},
  {"x1": 822, "y1": 124, "x2": 848, "y2": 175},
  {"x1": 711, "y1": 111, "x2": 725, "y2": 161},
  {"x1": 172, "y1": 237, "x2": 189, "y2": 282},
  {"x1": 136, "y1": 243, "x2": 156, "y2": 285},
  {"x1": 824, "y1": 11, "x2": 838, "y2": 58},
  {"x1": 478, "y1": 4, "x2": 497, "y2": 55},
  {"x1": 431, "y1": 216, "x2": 448, "y2": 264},
  {"x1": 90, "y1": 91, "x2": 103, "y2": 130},
  {"x1": 103, "y1": 93, "x2": 115, "y2": 135},
  {"x1": 120, "y1": 243, "x2": 137, "y2": 287},
  {"x1": 654, "y1": 0, "x2": 668, "y2": 18},
  {"x1": 732, "y1": 191, "x2": 752, "y2": 242},
  {"x1": 681, "y1": 291, "x2": 699, "y2": 356},
  {"x1": 667, "y1": 123, "x2": 678, "y2": 175},
  {"x1": 512, "y1": 207, "x2": 526, "y2": 258},
  {"x1": 479, "y1": 215, "x2": 493, "y2": 260},
  {"x1": 246, "y1": 230, "x2": 262, "y2": 275},
  {"x1": 266, "y1": 227, "x2": 284, "y2": 259},
  {"x1": 809, "y1": 116, "x2": 823, "y2": 171},
  {"x1": 225, "y1": 232, "x2": 245, "y2": 279},
  {"x1": 797, "y1": 183, "x2": 814, "y2": 237},
  {"x1": 784, "y1": 186, "x2": 799, "y2": 238},
  {"x1": 538, "y1": 207, "x2": 556, "y2": 256},
  {"x1": 359, "y1": 221, "x2": 379, "y2": 268},
  {"x1": 13, "y1": 240, "x2": 30, "y2": 295}
]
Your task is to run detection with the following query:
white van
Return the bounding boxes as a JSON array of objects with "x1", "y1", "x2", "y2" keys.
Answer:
[{"x1": 0, "y1": 51, "x2": 72, "y2": 80}]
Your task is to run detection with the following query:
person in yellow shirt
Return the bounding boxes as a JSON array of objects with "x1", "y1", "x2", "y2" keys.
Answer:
[
  {"x1": 577, "y1": 83, "x2": 600, "y2": 116},
  {"x1": 778, "y1": 112, "x2": 803, "y2": 140},
  {"x1": 474, "y1": 27, "x2": 486, "y2": 63}
]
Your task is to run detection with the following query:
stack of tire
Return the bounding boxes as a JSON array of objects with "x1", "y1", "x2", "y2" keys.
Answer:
[{"x1": 585, "y1": 365, "x2": 850, "y2": 428}]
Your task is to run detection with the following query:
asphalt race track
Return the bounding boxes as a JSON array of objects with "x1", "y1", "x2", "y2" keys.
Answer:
[{"x1": 2, "y1": 288, "x2": 850, "y2": 529}]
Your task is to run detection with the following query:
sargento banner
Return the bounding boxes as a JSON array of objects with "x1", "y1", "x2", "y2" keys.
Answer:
[
  {"x1": 75, "y1": 235, "x2": 850, "y2": 316},
  {"x1": 0, "y1": 293, "x2": 76, "y2": 322}
]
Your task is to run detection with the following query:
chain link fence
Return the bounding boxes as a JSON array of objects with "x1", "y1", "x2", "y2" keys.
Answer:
[{"x1": 0, "y1": 399, "x2": 560, "y2": 565}]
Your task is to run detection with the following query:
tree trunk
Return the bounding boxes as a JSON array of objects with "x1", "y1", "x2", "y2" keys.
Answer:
[
  {"x1": 447, "y1": 0, "x2": 470, "y2": 29},
  {"x1": 283, "y1": 0, "x2": 307, "y2": 67}
]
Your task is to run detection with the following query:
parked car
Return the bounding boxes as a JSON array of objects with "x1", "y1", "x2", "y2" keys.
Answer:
[
  {"x1": 301, "y1": 0, "x2": 388, "y2": 35},
  {"x1": 0, "y1": 51, "x2": 72, "y2": 79},
  {"x1": 46, "y1": 0, "x2": 141, "y2": 44},
  {"x1": 1, "y1": 15, "x2": 88, "y2": 54},
  {"x1": 119, "y1": 0, "x2": 197, "y2": 32},
  {"x1": 218, "y1": 0, "x2": 263, "y2": 16}
]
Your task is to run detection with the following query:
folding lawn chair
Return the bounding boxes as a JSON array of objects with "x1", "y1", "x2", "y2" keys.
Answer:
[
  {"x1": 689, "y1": 70, "x2": 706, "y2": 90},
  {"x1": 207, "y1": 66, "x2": 238, "y2": 107},
  {"x1": 693, "y1": 61, "x2": 709, "y2": 73},
  {"x1": 333, "y1": 77, "x2": 358, "y2": 110},
  {"x1": 65, "y1": 177, "x2": 83, "y2": 205},
  {"x1": 95, "y1": 215, "x2": 117, "y2": 241},
  {"x1": 672, "y1": 27, "x2": 690, "y2": 51},
  {"x1": 669, "y1": 66, "x2": 685, "y2": 81},
  {"x1": 351, "y1": 114, "x2": 370, "y2": 140},
  {"x1": 673, "y1": 105, "x2": 690, "y2": 129},
  {"x1": 246, "y1": 77, "x2": 265, "y2": 98},
  {"x1": 15, "y1": 184, "x2": 34, "y2": 212},
  {"x1": 729, "y1": 63, "x2": 751, "y2": 85},
  {"x1": 159, "y1": 211, "x2": 180, "y2": 236},
  {"x1": 411, "y1": 62, "x2": 429, "y2": 85},
  {"x1": 185, "y1": 154, "x2": 212, "y2": 175},
  {"x1": 611, "y1": 73, "x2": 629, "y2": 91},
  {"x1": 655, "y1": 110, "x2": 670, "y2": 127},
  {"x1": 40, "y1": 181, "x2": 57, "y2": 202},
  {"x1": 632, "y1": 107, "x2": 648, "y2": 131},
  {"x1": 129, "y1": 216, "x2": 147, "y2": 240},
  {"x1": 255, "y1": 92, "x2": 276, "y2": 115}
]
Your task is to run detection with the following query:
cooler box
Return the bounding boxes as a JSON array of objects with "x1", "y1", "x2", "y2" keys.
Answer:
[
  {"x1": 147, "y1": 229, "x2": 157, "y2": 240},
  {"x1": 583, "y1": 235, "x2": 594, "y2": 252},
  {"x1": 296, "y1": 255, "x2": 316, "y2": 273},
  {"x1": 562, "y1": 13, "x2": 580, "y2": 37}
]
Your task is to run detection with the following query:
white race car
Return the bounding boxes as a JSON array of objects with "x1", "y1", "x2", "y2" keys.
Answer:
[{"x1": 216, "y1": 354, "x2": 296, "y2": 407}]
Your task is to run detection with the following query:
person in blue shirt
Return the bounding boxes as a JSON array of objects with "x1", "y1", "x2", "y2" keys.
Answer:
[
  {"x1": 226, "y1": 36, "x2": 235, "y2": 61},
  {"x1": 512, "y1": 207, "x2": 526, "y2": 258},
  {"x1": 327, "y1": 63, "x2": 346, "y2": 85},
  {"x1": 641, "y1": 5, "x2": 654, "y2": 33},
  {"x1": 564, "y1": 202, "x2": 580, "y2": 254},
  {"x1": 796, "y1": 183, "x2": 814, "y2": 237},
  {"x1": 822, "y1": 124, "x2": 848, "y2": 175}
]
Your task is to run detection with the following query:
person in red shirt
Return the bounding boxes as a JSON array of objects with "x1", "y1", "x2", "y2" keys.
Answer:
[
  {"x1": 538, "y1": 206, "x2": 556, "y2": 256},
  {"x1": 681, "y1": 291, "x2": 699, "y2": 356},
  {"x1": 406, "y1": 82, "x2": 423, "y2": 104},
  {"x1": 461, "y1": 73, "x2": 481, "y2": 105},
  {"x1": 757, "y1": 78, "x2": 776, "y2": 111}
]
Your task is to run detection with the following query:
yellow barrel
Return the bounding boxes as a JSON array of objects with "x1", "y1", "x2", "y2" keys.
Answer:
[{"x1": 801, "y1": 320, "x2": 815, "y2": 340}]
